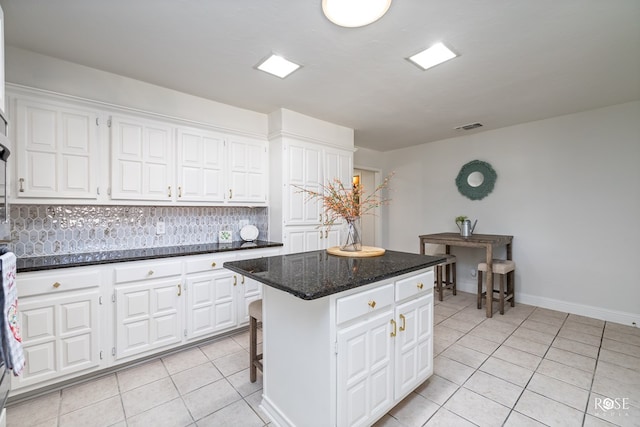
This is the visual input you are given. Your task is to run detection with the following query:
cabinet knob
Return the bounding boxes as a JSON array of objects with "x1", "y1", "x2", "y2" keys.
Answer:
[
  {"x1": 52, "y1": 282, "x2": 61, "y2": 288},
  {"x1": 178, "y1": 186, "x2": 182, "y2": 198},
  {"x1": 390, "y1": 319, "x2": 397, "y2": 337},
  {"x1": 177, "y1": 284, "x2": 182, "y2": 296},
  {"x1": 229, "y1": 189, "x2": 233, "y2": 199},
  {"x1": 167, "y1": 186, "x2": 172, "y2": 197},
  {"x1": 241, "y1": 275, "x2": 245, "y2": 285},
  {"x1": 148, "y1": 270, "x2": 154, "y2": 276},
  {"x1": 368, "y1": 300, "x2": 376, "y2": 308},
  {"x1": 233, "y1": 275, "x2": 237, "y2": 286},
  {"x1": 211, "y1": 261, "x2": 217, "y2": 268},
  {"x1": 417, "y1": 282, "x2": 424, "y2": 289},
  {"x1": 19, "y1": 178, "x2": 25, "y2": 193},
  {"x1": 399, "y1": 314, "x2": 406, "y2": 332}
]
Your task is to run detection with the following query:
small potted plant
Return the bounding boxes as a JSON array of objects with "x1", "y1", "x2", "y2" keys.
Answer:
[{"x1": 455, "y1": 215, "x2": 468, "y2": 227}]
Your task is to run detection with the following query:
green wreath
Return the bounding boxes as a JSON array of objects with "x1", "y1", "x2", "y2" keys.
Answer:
[{"x1": 455, "y1": 160, "x2": 497, "y2": 200}]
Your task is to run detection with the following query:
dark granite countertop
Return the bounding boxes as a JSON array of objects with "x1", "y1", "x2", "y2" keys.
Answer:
[
  {"x1": 223, "y1": 250, "x2": 445, "y2": 300},
  {"x1": 17, "y1": 240, "x2": 283, "y2": 273}
]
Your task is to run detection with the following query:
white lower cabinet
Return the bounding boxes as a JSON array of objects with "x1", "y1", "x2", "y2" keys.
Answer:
[
  {"x1": 337, "y1": 307, "x2": 394, "y2": 427},
  {"x1": 335, "y1": 276, "x2": 433, "y2": 427},
  {"x1": 13, "y1": 268, "x2": 102, "y2": 391},
  {"x1": 11, "y1": 247, "x2": 279, "y2": 396},
  {"x1": 393, "y1": 293, "x2": 433, "y2": 398},
  {"x1": 184, "y1": 253, "x2": 238, "y2": 340},
  {"x1": 114, "y1": 277, "x2": 183, "y2": 360},
  {"x1": 261, "y1": 268, "x2": 434, "y2": 427}
]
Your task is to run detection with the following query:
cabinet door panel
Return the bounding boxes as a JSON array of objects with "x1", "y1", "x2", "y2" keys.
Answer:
[
  {"x1": 283, "y1": 227, "x2": 322, "y2": 254},
  {"x1": 228, "y1": 137, "x2": 267, "y2": 203},
  {"x1": 185, "y1": 271, "x2": 238, "y2": 340},
  {"x1": 177, "y1": 128, "x2": 225, "y2": 202},
  {"x1": 337, "y1": 308, "x2": 394, "y2": 427},
  {"x1": 115, "y1": 278, "x2": 181, "y2": 359},
  {"x1": 111, "y1": 115, "x2": 173, "y2": 201},
  {"x1": 394, "y1": 294, "x2": 433, "y2": 398},
  {"x1": 16, "y1": 288, "x2": 100, "y2": 388},
  {"x1": 285, "y1": 143, "x2": 322, "y2": 224},
  {"x1": 16, "y1": 98, "x2": 98, "y2": 199},
  {"x1": 28, "y1": 152, "x2": 56, "y2": 192},
  {"x1": 238, "y1": 277, "x2": 262, "y2": 326}
]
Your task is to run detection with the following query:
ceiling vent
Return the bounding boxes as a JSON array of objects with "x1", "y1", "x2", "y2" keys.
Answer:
[{"x1": 455, "y1": 122, "x2": 483, "y2": 131}]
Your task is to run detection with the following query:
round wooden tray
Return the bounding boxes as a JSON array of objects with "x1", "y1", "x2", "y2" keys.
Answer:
[{"x1": 326, "y1": 246, "x2": 386, "y2": 257}]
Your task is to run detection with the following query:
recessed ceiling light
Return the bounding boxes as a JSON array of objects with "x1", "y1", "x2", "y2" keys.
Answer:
[
  {"x1": 322, "y1": 0, "x2": 392, "y2": 28},
  {"x1": 256, "y1": 54, "x2": 301, "y2": 79},
  {"x1": 407, "y1": 43, "x2": 458, "y2": 70}
]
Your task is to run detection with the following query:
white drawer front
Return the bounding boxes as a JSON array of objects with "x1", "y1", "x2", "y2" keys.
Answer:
[
  {"x1": 336, "y1": 283, "x2": 394, "y2": 325},
  {"x1": 395, "y1": 270, "x2": 433, "y2": 302},
  {"x1": 114, "y1": 259, "x2": 182, "y2": 283},
  {"x1": 185, "y1": 253, "x2": 236, "y2": 274},
  {"x1": 18, "y1": 268, "x2": 102, "y2": 298}
]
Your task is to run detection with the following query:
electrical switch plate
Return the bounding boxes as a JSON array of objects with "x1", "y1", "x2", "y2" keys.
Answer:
[{"x1": 156, "y1": 221, "x2": 165, "y2": 235}]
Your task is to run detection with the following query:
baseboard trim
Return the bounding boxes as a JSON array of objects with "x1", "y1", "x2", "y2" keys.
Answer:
[{"x1": 456, "y1": 282, "x2": 639, "y2": 327}]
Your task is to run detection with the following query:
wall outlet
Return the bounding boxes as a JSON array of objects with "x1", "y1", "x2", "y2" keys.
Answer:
[
  {"x1": 470, "y1": 268, "x2": 477, "y2": 278},
  {"x1": 156, "y1": 220, "x2": 165, "y2": 235},
  {"x1": 239, "y1": 219, "x2": 249, "y2": 228}
]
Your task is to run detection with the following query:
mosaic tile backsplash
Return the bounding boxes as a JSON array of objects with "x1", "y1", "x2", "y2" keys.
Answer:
[{"x1": 9, "y1": 205, "x2": 269, "y2": 258}]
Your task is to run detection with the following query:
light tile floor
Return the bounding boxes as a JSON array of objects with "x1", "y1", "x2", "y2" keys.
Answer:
[{"x1": 6, "y1": 291, "x2": 640, "y2": 427}]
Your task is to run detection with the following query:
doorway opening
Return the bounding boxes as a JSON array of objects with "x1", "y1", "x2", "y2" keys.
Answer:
[{"x1": 353, "y1": 168, "x2": 381, "y2": 247}]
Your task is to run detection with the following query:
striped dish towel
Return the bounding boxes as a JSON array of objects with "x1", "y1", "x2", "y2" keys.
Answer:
[{"x1": 0, "y1": 252, "x2": 25, "y2": 376}]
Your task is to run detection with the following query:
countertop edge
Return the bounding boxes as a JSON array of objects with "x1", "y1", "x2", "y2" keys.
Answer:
[
  {"x1": 224, "y1": 252, "x2": 445, "y2": 300},
  {"x1": 17, "y1": 241, "x2": 284, "y2": 273}
]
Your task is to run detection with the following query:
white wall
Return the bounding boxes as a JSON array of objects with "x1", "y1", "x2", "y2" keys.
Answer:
[
  {"x1": 356, "y1": 101, "x2": 640, "y2": 325},
  {"x1": 5, "y1": 46, "x2": 267, "y2": 136}
]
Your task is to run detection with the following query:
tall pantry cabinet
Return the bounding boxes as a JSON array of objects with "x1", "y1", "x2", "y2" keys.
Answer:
[{"x1": 268, "y1": 109, "x2": 354, "y2": 253}]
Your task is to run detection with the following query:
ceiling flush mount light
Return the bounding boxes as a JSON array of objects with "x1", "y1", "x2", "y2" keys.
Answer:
[
  {"x1": 322, "y1": 0, "x2": 392, "y2": 28},
  {"x1": 256, "y1": 54, "x2": 301, "y2": 79},
  {"x1": 408, "y1": 42, "x2": 458, "y2": 70}
]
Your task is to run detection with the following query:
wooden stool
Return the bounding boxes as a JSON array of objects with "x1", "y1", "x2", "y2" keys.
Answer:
[
  {"x1": 434, "y1": 253, "x2": 457, "y2": 301},
  {"x1": 249, "y1": 299, "x2": 263, "y2": 383},
  {"x1": 477, "y1": 259, "x2": 515, "y2": 315}
]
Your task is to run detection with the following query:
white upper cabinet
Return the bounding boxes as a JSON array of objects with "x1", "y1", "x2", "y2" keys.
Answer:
[
  {"x1": 10, "y1": 88, "x2": 268, "y2": 206},
  {"x1": 176, "y1": 127, "x2": 225, "y2": 202},
  {"x1": 110, "y1": 115, "x2": 174, "y2": 201},
  {"x1": 227, "y1": 136, "x2": 268, "y2": 204},
  {"x1": 284, "y1": 141, "x2": 323, "y2": 225},
  {"x1": 15, "y1": 98, "x2": 99, "y2": 199},
  {"x1": 283, "y1": 140, "x2": 353, "y2": 226}
]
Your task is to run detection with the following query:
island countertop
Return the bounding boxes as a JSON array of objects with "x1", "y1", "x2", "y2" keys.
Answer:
[{"x1": 223, "y1": 249, "x2": 445, "y2": 300}]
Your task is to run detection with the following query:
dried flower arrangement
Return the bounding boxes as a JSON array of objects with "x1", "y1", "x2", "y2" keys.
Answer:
[{"x1": 294, "y1": 173, "x2": 393, "y2": 229}]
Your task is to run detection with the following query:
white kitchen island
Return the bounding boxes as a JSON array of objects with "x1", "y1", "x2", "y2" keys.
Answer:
[{"x1": 224, "y1": 250, "x2": 444, "y2": 427}]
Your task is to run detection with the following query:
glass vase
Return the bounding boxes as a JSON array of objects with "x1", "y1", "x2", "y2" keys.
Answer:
[{"x1": 341, "y1": 217, "x2": 362, "y2": 252}]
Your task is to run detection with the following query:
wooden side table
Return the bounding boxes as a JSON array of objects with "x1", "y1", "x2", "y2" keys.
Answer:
[{"x1": 419, "y1": 232, "x2": 513, "y2": 317}]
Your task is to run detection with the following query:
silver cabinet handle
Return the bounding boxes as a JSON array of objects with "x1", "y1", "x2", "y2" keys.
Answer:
[
  {"x1": 19, "y1": 178, "x2": 25, "y2": 192},
  {"x1": 167, "y1": 186, "x2": 172, "y2": 197}
]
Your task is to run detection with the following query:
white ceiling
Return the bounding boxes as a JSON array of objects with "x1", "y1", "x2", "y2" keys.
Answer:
[{"x1": 1, "y1": 0, "x2": 639, "y2": 151}]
